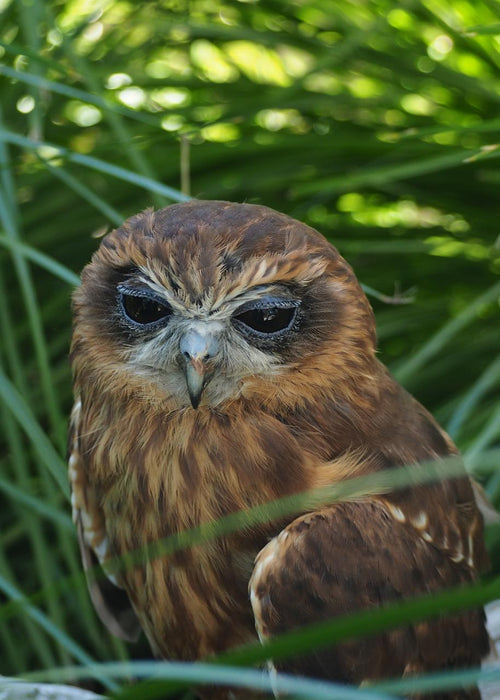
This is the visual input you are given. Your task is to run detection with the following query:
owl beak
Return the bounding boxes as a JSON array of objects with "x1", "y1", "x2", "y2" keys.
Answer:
[
  {"x1": 183, "y1": 362, "x2": 206, "y2": 409},
  {"x1": 180, "y1": 327, "x2": 219, "y2": 409}
]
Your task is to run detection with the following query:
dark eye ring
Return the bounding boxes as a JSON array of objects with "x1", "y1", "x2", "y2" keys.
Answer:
[
  {"x1": 118, "y1": 286, "x2": 172, "y2": 327},
  {"x1": 233, "y1": 301, "x2": 299, "y2": 337}
]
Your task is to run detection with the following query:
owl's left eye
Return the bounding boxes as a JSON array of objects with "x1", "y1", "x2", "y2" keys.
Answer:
[
  {"x1": 232, "y1": 298, "x2": 299, "y2": 337},
  {"x1": 118, "y1": 287, "x2": 172, "y2": 327}
]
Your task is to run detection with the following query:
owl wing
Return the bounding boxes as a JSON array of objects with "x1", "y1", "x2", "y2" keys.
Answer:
[
  {"x1": 249, "y1": 494, "x2": 489, "y2": 691},
  {"x1": 68, "y1": 398, "x2": 141, "y2": 642}
]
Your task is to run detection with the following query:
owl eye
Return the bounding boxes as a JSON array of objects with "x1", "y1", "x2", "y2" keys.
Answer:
[
  {"x1": 118, "y1": 287, "x2": 172, "y2": 327},
  {"x1": 233, "y1": 299, "x2": 299, "y2": 337}
]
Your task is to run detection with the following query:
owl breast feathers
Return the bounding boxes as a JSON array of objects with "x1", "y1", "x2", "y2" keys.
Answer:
[{"x1": 69, "y1": 200, "x2": 491, "y2": 699}]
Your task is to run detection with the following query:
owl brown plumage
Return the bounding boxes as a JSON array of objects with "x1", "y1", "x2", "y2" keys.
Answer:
[{"x1": 69, "y1": 200, "x2": 490, "y2": 699}]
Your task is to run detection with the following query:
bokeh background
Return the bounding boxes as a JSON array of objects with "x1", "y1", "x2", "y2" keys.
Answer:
[{"x1": 1, "y1": 0, "x2": 500, "y2": 697}]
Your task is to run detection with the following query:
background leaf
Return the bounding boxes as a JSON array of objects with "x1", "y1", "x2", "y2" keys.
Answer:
[{"x1": 1, "y1": 0, "x2": 499, "y2": 696}]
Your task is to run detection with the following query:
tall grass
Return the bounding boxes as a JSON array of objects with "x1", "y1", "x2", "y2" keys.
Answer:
[{"x1": 1, "y1": 0, "x2": 499, "y2": 697}]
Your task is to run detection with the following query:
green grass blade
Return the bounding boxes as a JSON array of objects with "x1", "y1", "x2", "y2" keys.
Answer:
[
  {"x1": 0, "y1": 129, "x2": 190, "y2": 202},
  {"x1": 213, "y1": 576, "x2": 500, "y2": 671},
  {"x1": 0, "y1": 114, "x2": 66, "y2": 451},
  {"x1": 395, "y1": 281, "x2": 500, "y2": 385},
  {"x1": 448, "y1": 353, "x2": 500, "y2": 439},
  {"x1": 0, "y1": 547, "x2": 52, "y2": 671},
  {"x1": 0, "y1": 236, "x2": 80, "y2": 286},
  {"x1": 0, "y1": 575, "x2": 118, "y2": 692},
  {"x1": 372, "y1": 664, "x2": 500, "y2": 696},
  {"x1": 0, "y1": 371, "x2": 68, "y2": 497},
  {"x1": 0, "y1": 473, "x2": 73, "y2": 531},
  {"x1": 466, "y1": 403, "x2": 500, "y2": 459},
  {"x1": 0, "y1": 64, "x2": 162, "y2": 128},
  {"x1": 23, "y1": 660, "x2": 399, "y2": 700},
  {"x1": 292, "y1": 148, "x2": 491, "y2": 196},
  {"x1": 40, "y1": 158, "x2": 124, "y2": 226}
]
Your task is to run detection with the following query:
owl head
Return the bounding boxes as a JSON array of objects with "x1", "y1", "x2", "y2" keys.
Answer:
[{"x1": 71, "y1": 200, "x2": 376, "y2": 411}]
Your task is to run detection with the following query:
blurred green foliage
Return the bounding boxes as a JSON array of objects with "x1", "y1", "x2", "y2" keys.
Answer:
[{"x1": 1, "y1": 0, "x2": 500, "y2": 696}]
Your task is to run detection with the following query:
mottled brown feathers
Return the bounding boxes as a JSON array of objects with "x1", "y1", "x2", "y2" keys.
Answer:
[
  {"x1": 251, "y1": 502, "x2": 486, "y2": 696},
  {"x1": 70, "y1": 200, "x2": 490, "y2": 699}
]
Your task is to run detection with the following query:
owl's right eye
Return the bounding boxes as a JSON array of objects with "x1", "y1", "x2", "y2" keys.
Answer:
[{"x1": 118, "y1": 287, "x2": 172, "y2": 327}]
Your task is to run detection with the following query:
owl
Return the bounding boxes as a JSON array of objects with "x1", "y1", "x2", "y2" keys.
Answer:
[{"x1": 69, "y1": 200, "x2": 491, "y2": 699}]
